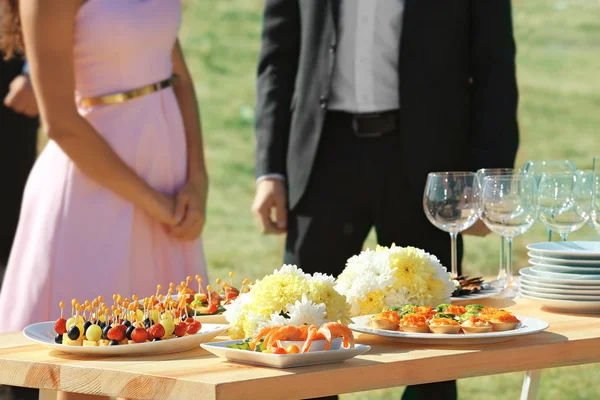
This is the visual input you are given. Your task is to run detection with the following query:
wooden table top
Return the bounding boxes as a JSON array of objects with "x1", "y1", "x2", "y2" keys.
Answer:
[{"x1": 1, "y1": 297, "x2": 599, "y2": 400}]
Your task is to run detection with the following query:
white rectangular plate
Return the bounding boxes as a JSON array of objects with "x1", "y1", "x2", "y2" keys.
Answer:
[
  {"x1": 349, "y1": 315, "x2": 548, "y2": 345},
  {"x1": 201, "y1": 340, "x2": 370, "y2": 368}
]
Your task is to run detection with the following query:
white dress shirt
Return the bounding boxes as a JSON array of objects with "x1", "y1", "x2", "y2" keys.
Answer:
[
  {"x1": 258, "y1": 0, "x2": 405, "y2": 183},
  {"x1": 328, "y1": 0, "x2": 405, "y2": 113}
]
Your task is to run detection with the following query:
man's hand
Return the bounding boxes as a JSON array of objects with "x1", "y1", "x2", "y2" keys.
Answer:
[
  {"x1": 3, "y1": 74, "x2": 39, "y2": 117},
  {"x1": 252, "y1": 178, "x2": 287, "y2": 234},
  {"x1": 462, "y1": 219, "x2": 491, "y2": 237}
]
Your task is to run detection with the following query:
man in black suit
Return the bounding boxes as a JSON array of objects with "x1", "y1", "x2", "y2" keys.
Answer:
[{"x1": 252, "y1": 1, "x2": 519, "y2": 399}]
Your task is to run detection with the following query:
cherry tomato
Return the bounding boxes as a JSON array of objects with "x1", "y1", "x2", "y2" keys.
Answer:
[
  {"x1": 272, "y1": 347, "x2": 286, "y2": 355},
  {"x1": 207, "y1": 303, "x2": 218, "y2": 314}
]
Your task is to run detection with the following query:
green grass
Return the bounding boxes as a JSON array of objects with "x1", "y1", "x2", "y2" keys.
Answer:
[{"x1": 179, "y1": 0, "x2": 600, "y2": 398}]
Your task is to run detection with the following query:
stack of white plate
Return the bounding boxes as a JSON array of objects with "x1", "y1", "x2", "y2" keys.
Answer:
[{"x1": 520, "y1": 241, "x2": 600, "y2": 313}]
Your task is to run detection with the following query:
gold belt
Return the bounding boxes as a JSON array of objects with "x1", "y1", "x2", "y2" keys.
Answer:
[{"x1": 79, "y1": 75, "x2": 179, "y2": 108}]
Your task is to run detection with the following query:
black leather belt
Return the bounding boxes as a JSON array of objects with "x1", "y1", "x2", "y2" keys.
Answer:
[{"x1": 329, "y1": 110, "x2": 399, "y2": 138}]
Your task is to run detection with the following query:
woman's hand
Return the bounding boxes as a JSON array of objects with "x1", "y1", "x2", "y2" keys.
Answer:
[
  {"x1": 168, "y1": 173, "x2": 208, "y2": 241},
  {"x1": 146, "y1": 192, "x2": 178, "y2": 227}
]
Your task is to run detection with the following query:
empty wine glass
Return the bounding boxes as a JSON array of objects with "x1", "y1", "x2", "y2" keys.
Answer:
[
  {"x1": 477, "y1": 168, "x2": 517, "y2": 290},
  {"x1": 481, "y1": 175, "x2": 537, "y2": 298},
  {"x1": 592, "y1": 157, "x2": 600, "y2": 235},
  {"x1": 538, "y1": 171, "x2": 592, "y2": 241},
  {"x1": 522, "y1": 160, "x2": 576, "y2": 241},
  {"x1": 423, "y1": 172, "x2": 481, "y2": 278}
]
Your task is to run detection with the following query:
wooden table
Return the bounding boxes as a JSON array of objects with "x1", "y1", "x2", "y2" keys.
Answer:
[{"x1": 1, "y1": 297, "x2": 599, "y2": 400}]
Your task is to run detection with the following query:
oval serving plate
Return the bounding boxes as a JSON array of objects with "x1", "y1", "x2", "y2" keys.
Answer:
[
  {"x1": 23, "y1": 322, "x2": 229, "y2": 356},
  {"x1": 348, "y1": 315, "x2": 548, "y2": 345}
]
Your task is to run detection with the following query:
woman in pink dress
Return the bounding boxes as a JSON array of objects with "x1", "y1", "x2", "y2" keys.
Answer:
[{"x1": 0, "y1": 0, "x2": 210, "y2": 352}]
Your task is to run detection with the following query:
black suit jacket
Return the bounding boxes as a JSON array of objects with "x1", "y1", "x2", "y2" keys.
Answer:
[{"x1": 255, "y1": 0, "x2": 520, "y2": 209}]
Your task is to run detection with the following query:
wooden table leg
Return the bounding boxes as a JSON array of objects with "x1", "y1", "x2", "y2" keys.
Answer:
[
  {"x1": 39, "y1": 389, "x2": 57, "y2": 400},
  {"x1": 520, "y1": 370, "x2": 542, "y2": 400}
]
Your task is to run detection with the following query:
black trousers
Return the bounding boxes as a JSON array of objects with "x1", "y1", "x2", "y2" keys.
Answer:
[
  {"x1": 0, "y1": 57, "x2": 39, "y2": 400},
  {"x1": 285, "y1": 111, "x2": 461, "y2": 400}
]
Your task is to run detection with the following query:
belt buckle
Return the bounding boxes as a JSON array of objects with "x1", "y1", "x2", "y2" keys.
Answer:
[{"x1": 352, "y1": 113, "x2": 383, "y2": 138}]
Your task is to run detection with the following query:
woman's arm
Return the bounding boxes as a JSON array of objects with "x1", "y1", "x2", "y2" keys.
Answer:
[
  {"x1": 20, "y1": 0, "x2": 177, "y2": 225},
  {"x1": 171, "y1": 40, "x2": 207, "y2": 182},
  {"x1": 168, "y1": 41, "x2": 208, "y2": 240}
]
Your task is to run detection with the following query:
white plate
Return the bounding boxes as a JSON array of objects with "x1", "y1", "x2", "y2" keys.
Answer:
[
  {"x1": 526, "y1": 241, "x2": 600, "y2": 259},
  {"x1": 521, "y1": 294, "x2": 600, "y2": 314},
  {"x1": 520, "y1": 267, "x2": 600, "y2": 284},
  {"x1": 520, "y1": 288, "x2": 600, "y2": 301},
  {"x1": 520, "y1": 281, "x2": 600, "y2": 295},
  {"x1": 194, "y1": 314, "x2": 228, "y2": 324},
  {"x1": 201, "y1": 340, "x2": 370, "y2": 368},
  {"x1": 527, "y1": 252, "x2": 600, "y2": 266},
  {"x1": 519, "y1": 276, "x2": 600, "y2": 290},
  {"x1": 451, "y1": 288, "x2": 502, "y2": 302},
  {"x1": 23, "y1": 322, "x2": 229, "y2": 356},
  {"x1": 528, "y1": 260, "x2": 600, "y2": 274},
  {"x1": 169, "y1": 294, "x2": 229, "y2": 324},
  {"x1": 348, "y1": 315, "x2": 548, "y2": 345}
]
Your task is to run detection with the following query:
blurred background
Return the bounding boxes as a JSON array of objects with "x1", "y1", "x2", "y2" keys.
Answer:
[{"x1": 40, "y1": 0, "x2": 600, "y2": 398}]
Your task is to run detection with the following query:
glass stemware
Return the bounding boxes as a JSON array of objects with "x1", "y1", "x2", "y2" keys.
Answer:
[
  {"x1": 423, "y1": 172, "x2": 481, "y2": 279},
  {"x1": 522, "y1": 160, "x2": 576, "y2": 241},
  {"x1": 537, "y1": 171, "x2": 592, "y2": 241},
  {"x1": 476, "y1": 168, "x2": 517, "y2": 289},
  {"x1": 592, "y1": 157, "x2": 600, "y2": 235},
  {"x1": 480, "y1": 175, "x2": 537, "y2": 298}
]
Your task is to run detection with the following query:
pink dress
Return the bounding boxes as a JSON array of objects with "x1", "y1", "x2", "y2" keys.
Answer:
[{"x1": 0, "y1": 0, "x2": 209, "y2": 332}]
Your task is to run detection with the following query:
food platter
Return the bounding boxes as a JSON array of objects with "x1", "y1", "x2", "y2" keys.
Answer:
[
  {"x1": 171, "y1": 295, "x2": 228, "y2": 324},
  {"x1": 348, "y1": 315, "x2": 548, "y2": 345},
  {"x1": 201, "y1": 340, "x2": 370, "y2": 368},
  {"x1": 170, "y1": 294, "x2": 229, "y2": 324},
  {"x1": 193, "y1": 314, "x2": 228, "y2": 324},
  {"x1": 24, "y1": 322, "x2": 229, "y2": 356}
]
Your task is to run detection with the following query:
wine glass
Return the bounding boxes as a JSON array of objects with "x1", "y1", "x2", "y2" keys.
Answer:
[
  {"x1": 423, "y1": 172, "x2": 481, "y2": 278},
  {"x1": 592, "y1": 157, "x2": 600, "y2": 235},
  {"x1": 480, "y1": 175, "x2": 537, "y2": 298},
  {"x1": 522, "y1": 160, "x2": 576, "y2": 241},
  {"x1": 476, "y1": 168, "x2": 517, "y2": 290},
  {"x1": 537, "y1": 171, "x2": 592, "y2": 241}
]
